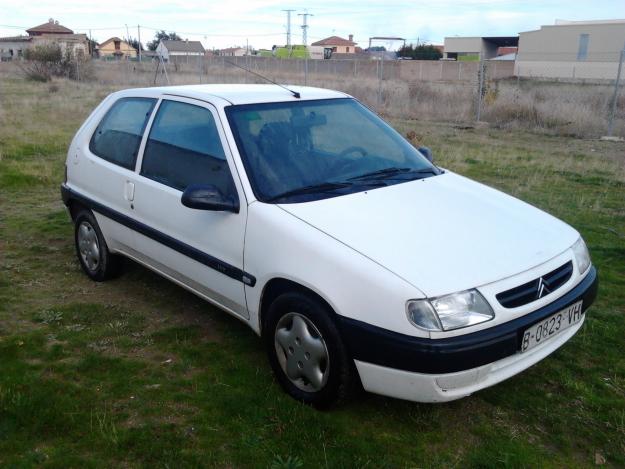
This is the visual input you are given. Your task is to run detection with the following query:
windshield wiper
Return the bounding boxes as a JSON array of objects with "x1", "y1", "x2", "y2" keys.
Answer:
[
  {"x1": 266, "y1": 181, "x2": 353, "y2": 202},
  {"x1": 349, "y1": 167, "x2": 439, "y2": 181}
]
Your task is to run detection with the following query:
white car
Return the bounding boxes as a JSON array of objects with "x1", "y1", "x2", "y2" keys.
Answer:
[{"x1": 61, "y1": 84, "x2": 597, "y2": 407}]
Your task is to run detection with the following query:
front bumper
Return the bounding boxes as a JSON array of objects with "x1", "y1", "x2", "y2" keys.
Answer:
[{"x1": 339, "y1": 266, "x2": 597, "y2": 402}]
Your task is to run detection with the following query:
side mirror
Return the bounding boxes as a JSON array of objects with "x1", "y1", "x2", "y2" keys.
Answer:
[
  {"x1": 181, "y1": 184, "x2": 239, "y2": 213},
  {"x1": 418, "y1": 146, "x2": 434, "y2": 163}
]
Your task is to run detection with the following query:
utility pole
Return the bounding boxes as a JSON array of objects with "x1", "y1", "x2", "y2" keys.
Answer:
[
  {"x1": 137, "y1": 24, "x2": 142, "y2": 62},
  {"x1": 298, "y1": 12, "x2": 313, "y2": 45},
  {"x1": 282, "y1": 9, "x2": 295, "y2": 53}
]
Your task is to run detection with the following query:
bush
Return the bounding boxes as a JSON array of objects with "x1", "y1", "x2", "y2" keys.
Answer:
[
  {"x1": 21, "y1": 44, "x2": 62, "y2": 81},
  {"x1": 21, "y1": 44, "x2": 91, "y2": 82}
]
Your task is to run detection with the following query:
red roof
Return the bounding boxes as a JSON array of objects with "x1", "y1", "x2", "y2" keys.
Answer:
[
  {"x1": 497, "y1": 46, "x2": 518, "y2": 56},
  {"x1": 27, "y1": 20, "x2": 73, "y2": 35},
  {"x1": 311, "y1": 35, "x2": 356, "y2": 47}
]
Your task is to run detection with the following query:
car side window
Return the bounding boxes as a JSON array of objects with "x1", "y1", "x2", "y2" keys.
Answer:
[
  {"x1": 89, "y1": 97, "x2": 156, "y2": 170},
  {"x1": 141, "y1": 100, "x2": 236, "y2": 196}
]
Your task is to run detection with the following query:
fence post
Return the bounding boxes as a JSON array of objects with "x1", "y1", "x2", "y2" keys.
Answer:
[
  {"x1": 476, "y1": 58, "x2": 485, "y2": 121},
  {"x1": 607, "y1": 49, "x2": 625, "y2": 137}
]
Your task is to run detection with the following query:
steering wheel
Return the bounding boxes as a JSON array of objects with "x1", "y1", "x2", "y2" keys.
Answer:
[{"x1": 339, "y1": 146, "x2": 368, "y2": 158}]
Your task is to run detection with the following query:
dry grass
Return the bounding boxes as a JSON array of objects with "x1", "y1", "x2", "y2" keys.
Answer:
[{"x1": 2, "y1": 59, "x2": 621, "y2": 138}]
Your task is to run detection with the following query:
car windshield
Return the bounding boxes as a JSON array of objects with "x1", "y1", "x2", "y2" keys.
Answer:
[{"x1": 226, "y1": 98, "x2": 441, "y2": 203}]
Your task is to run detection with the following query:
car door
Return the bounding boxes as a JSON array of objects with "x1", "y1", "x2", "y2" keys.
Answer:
[
  {"x1": 76, "y1": 96, "x2": 157, "y2": 252},
  {"x1": 129, "y1": 96, "x2": 249, "y2": 319}
]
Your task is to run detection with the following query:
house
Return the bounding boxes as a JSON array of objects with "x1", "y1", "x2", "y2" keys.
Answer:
[
  {"x1": 0, "y1": 36, "x2": 31, "y2": 60},
  {"x1": 219, "y1": 47, "x2": 246, "y2": 57},
  {"x1": 26, "y1": 20, "x2": 74, "y2": 36},
  {"x1": 156, "y1": 40, "x2": 205, "y2": 62},
  {"x1": 515, "y1": 19, "x2": 625, "y2": 80},
  {"x1": 0, "y1": 18, "x2": 88, "y2": 60},
  {"x1": 311, "y1": 35, "x2": 358, "y2": 54},
  {"x1": 98, "y1": 37, "x2": 137, "y2": 59},
  {"x1": 443, "y1": 36, "x2": 518, "y2": 61}
]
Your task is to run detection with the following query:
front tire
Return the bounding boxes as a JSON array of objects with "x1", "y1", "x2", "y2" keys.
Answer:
[
  {"x1": 74, "y1": 210, "x2": 122, "y2": 281},
  {"x1": 265, "y1": 292, "x2": 357, "y2": 408}
]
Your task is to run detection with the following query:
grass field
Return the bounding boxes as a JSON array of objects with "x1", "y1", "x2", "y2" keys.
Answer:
[{"x1": 1, "y1": 76, "x2": 624, "y2": 468}]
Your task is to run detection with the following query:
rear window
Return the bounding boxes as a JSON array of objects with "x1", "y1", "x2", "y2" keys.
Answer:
[{"x1": 89, "y1": 97, "x2": 156, "y2": 170}]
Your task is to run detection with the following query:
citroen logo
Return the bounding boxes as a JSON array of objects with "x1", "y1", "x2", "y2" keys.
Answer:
[{"x1": 536, "y1": 277, "x2": 551, "y2": 299}]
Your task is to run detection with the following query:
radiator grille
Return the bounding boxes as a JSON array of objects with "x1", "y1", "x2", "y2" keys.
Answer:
[{"x1": 496, "y1": 261, "x2": 573, "y2": 308}]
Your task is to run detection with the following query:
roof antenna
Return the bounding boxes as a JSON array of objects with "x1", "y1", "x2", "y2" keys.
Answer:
[{"x1": 224, "y1": 59, "x2": 301, "y2": 98}]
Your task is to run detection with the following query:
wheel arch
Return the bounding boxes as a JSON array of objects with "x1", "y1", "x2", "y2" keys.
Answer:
[
  {"x1": 66, "y1": 197, "x2": 90, "y2": 221},
  {"x1": 258, "y1": 277, "x2": 338, "y2": 337}
]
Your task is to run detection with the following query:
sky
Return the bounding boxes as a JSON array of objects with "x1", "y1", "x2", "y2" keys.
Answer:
[{"x1": 0, "y1": 0, "x2": 624, "y2": 50}]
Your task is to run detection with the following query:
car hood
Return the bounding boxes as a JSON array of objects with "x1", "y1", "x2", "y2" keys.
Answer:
[{"x1": 278, "y1": 171, "x2": 579, "y2": 297}]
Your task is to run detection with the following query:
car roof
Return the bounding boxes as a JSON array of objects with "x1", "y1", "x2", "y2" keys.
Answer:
[{"x1": 134, "y1": 84, "x2": 351, "y2": 105}]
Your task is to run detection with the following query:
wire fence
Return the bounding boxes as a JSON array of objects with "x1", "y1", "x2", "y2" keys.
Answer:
[
  {"x1": 86, "y1": 55, "x2": 624, "y2": 138},
  {"x1": 3, "y1": 54, "x2": 623, "y2": 138}
]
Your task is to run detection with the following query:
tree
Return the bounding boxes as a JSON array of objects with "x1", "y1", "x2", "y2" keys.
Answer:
[
  {"x1": 126, "y1": 37, "x2": 143, "y2": 52},
  {"x1": 398, "y1": 44, "x2": 442, "y2": 60},
  {"x1": 147, "y1": 30, "x2": 182, "y2": 51}
]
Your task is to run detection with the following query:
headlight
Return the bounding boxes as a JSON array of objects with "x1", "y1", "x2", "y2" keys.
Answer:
[
  {"x1": 571, "y1": 237, "x2": 591, "y2": 274},
  {"x1": 407, "y1": 289, "x2": 494, "y2": 332}
]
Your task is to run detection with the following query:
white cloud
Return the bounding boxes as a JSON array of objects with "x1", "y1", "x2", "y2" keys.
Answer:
[{"x1": 0, "y1": 0, "x2": 623, "y2": 48}]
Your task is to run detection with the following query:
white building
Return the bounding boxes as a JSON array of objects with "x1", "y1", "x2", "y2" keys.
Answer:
[
  {"x1": 219, "y1": 47, "x2": 247, "y2": 57},
  {"x1": 515, "y1": 19, "x2": 625, "y2": 80},
  {"x1": 0, "y1": 19, "x2": 88, "y2": 61},
  {"x1": 156, "y1": 40, "x2": 205, "y2": 62}
]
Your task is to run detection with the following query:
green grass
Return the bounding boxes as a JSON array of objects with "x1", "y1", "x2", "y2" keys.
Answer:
[{"x1": 1, "y1": 76, "x2": 624, "y2": 468}]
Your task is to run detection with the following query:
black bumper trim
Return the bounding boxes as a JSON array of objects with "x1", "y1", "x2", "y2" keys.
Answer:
[
  {"x1": 60, "y1": 184, "x2": 256, "y2": 287},
  {"x1": 338, "y1": 266, "x2": 598, "y2": 374}
]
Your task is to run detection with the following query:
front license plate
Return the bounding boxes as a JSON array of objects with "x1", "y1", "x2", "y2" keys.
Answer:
[{"x1": 521, "y1": 301, "x2": 583, "y2": 353}]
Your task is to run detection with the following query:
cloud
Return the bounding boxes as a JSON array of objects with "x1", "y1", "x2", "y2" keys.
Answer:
[{"x1": 1, "y1": 0, "x2": 623, "y2": 49}]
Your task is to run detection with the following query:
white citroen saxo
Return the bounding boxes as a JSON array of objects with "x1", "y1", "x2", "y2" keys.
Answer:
[{"x1": 62, "y1": 84, "x2": 597, "y2": 407}]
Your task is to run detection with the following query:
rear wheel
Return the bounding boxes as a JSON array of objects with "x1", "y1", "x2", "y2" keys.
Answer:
[
  {"x1": 265, "y1": 291, "x2": 357, "y2": 408},
  {"x1": 74, "y1": 210, "x2": 122, "y2": 281}
]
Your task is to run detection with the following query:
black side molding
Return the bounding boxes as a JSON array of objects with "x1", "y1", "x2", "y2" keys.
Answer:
[
  {"x1": 61, "y1": 184, "x2": 256, "y2": 287},
  {"x1": 338, "y1": 267, "x2": 597, "y2": 374}
]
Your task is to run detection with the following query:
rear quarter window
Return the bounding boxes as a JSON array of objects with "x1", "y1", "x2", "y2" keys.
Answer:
[{"x1": 89, "y1": 97, "x2": 156, "y2": 169}]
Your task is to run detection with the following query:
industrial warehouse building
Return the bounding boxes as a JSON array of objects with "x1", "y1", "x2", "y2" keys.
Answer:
[
  {"x1": 443, "y1": 36, "x2": 518, "y2": 61},
  {"x1": 515, "y1": 19, "x2": 625, "y2": 80}
]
